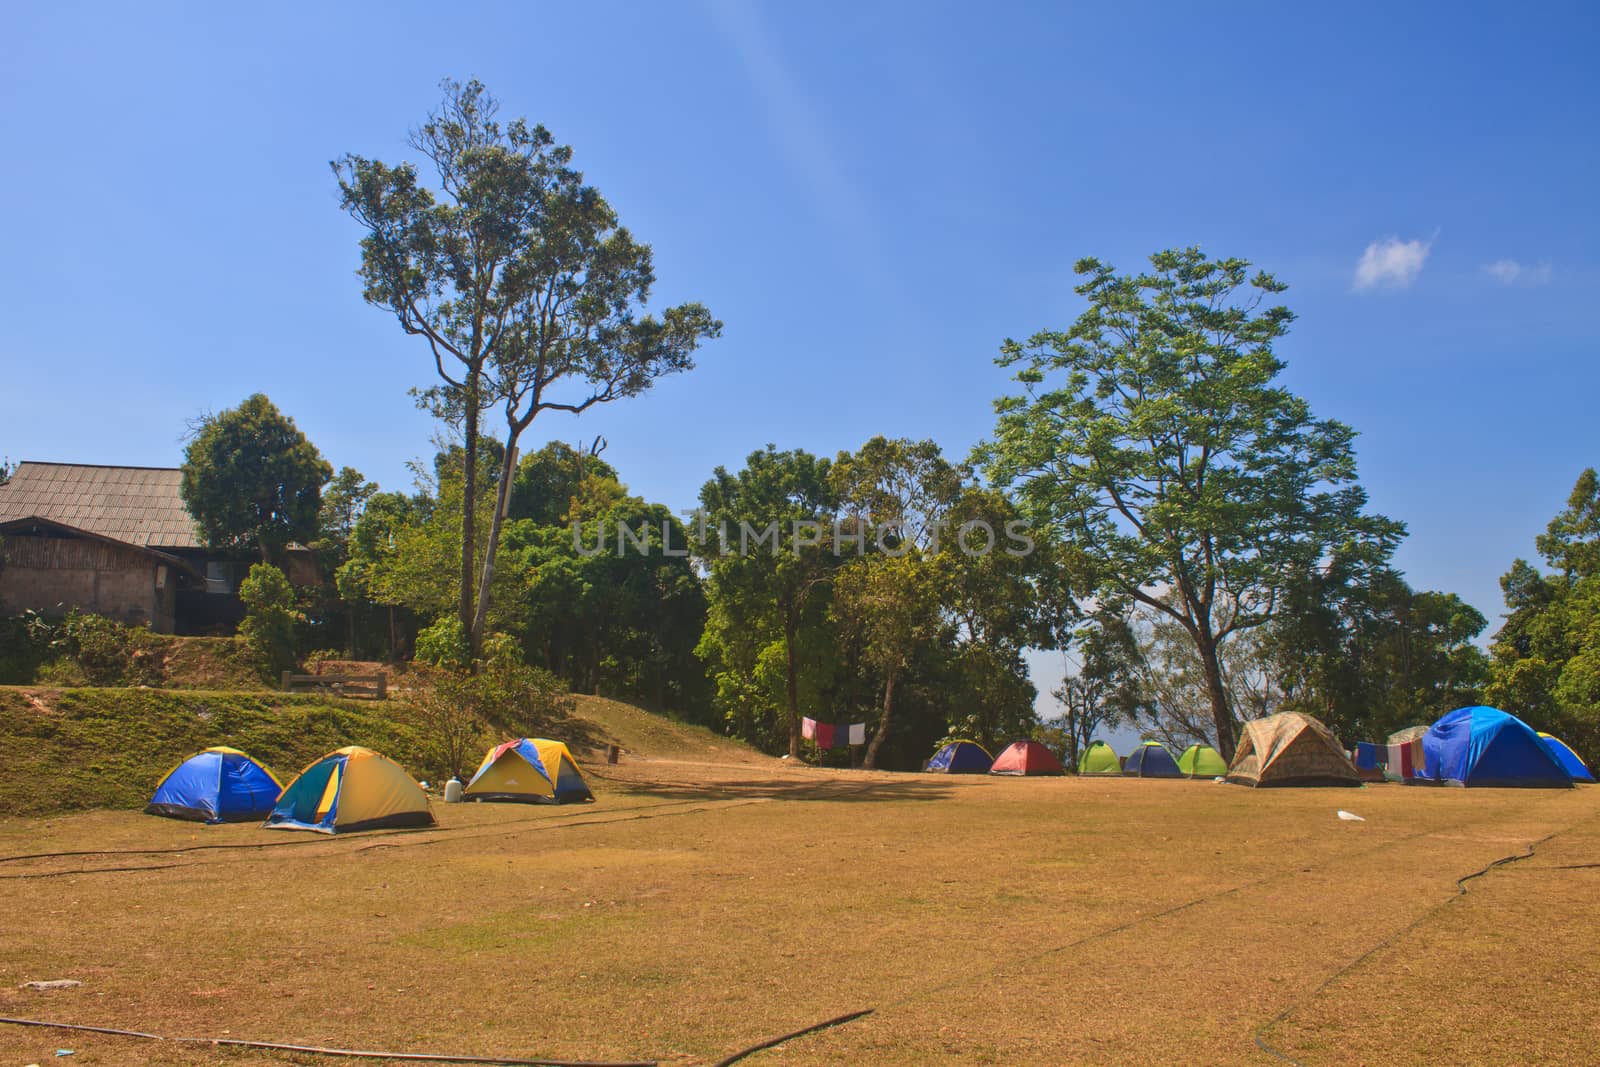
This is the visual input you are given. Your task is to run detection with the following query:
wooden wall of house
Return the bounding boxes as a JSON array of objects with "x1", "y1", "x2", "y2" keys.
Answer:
[{"x1": 0, "y1": 534, "x2": 175, "y2": 632}]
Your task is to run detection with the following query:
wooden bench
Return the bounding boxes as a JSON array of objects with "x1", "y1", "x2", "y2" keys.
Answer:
[{"x1": 281, "y1": 671, "x2": 387, "y2": 699}]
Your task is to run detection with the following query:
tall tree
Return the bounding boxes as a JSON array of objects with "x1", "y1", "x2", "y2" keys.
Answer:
[
  {"x1": 830, "y1": 437, "x2": 965, "y2": 768},
  {"x1": 981, "y1": 248, "x2": 1400, "y2": 757},
  {"x1": 319, "y1": 467, "x2": 378, "y2": 551},
  {"x1": 1487, "y1": 469, "x2": 1600, "y2": 764},
  {"x1": 180, "y1": 394, "x2": 332, "y2": 563},
  {"x1": 335, "y1": 78, "x2": 720, "y2": 659},
  {"x1": 832, "y1": 552, "x2": 945, "y2": 768},
  {"x1": 696, "y1": 446, "x2": 838, "y2": 757},
  {"x1": 1051, "y1": 607, "x2": 1142, "y2": 766}
]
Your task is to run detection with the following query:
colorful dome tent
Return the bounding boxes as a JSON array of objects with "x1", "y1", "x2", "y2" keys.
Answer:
[
  {"x1": 1416, "y1": 708, "x2": 1572, "y2": 788},
  {"x1": 265, "y1": 746, "x2": 436, "y2": 833},
  {"x1": 465, "y1": 738, "x2": 594, "y2": 803},
  {"x1": 146, "y1": 747, "x2": 282, "y2": 823},
  {"x1": 1176, "y1": 743, "x2": 1227, "y2": 778},
  {"x1": 989, "y1": 740, "x2": 1063, "y2": 776},
  {"x1": 1539, "y1": 733, "x2": 1595, "y2": 783},
  {"x1": 1123, "y1": 741, "x2": 1182, "y2": 778},
  {"x1": 1227, "y1": 712, "x2": 1361, "y2": 787},
  {"x1": 1077, "y1": 741, "x2": 1122, "y2": 776},
  {"x1": 926, "y1": 740, "x2": 994, "y2": 774}
]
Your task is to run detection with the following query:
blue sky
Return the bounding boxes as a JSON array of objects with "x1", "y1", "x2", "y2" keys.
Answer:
[{"x1": 4, "y1": 2, "x2": 1597, "y2": 737}]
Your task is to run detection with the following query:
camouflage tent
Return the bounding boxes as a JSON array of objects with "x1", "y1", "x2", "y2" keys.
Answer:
[
  {"x1": 1227, "y1": 712, "x2": 1361, "y2": 787},
  {"x1": 1387, "y1": 724, "x2": 1429, "y2": 745}
]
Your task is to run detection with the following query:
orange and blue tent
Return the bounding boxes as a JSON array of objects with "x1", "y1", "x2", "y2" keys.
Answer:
[
  {"x1": 1417, "y1": 707, "x2": 1572, "y2": 788},
  {"x1": 989, "y1": 740, "x2": 1063, "y2": 776},
  {"x1": 464, "y1": 738, "x2": 593, "y2": 803},
  {"x1": 146, "y1": 747, "x2": 282, "y2": 823},
  {"x1": 265, "y1": 746, "x2": 435, "y2": 833},
  {"x1": 925, "y1": 740, "x2": 993, "y2": 773},
  {"x1": 1123, "y1": 741, "x2": 1181, "y2": 778},
  {"x1": 1538, "y1": 732, "x2": 1594, "y2": 783}
]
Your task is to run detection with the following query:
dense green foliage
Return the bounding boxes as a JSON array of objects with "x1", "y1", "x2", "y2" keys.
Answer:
[
  {"x1": 1485, "y1": 470, "x2": 1600, "y2": 764},
  {"x1": 694, "y1": 440, "x2": 1049, "y2": 770},
  {"x1": 180, "y1": 393, "x2": 332, "y2": 561}
]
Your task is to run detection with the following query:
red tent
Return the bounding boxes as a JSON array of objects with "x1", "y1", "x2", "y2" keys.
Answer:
[{"x1": 989, "y1": 740, "x2": 1064, "y2": 776}]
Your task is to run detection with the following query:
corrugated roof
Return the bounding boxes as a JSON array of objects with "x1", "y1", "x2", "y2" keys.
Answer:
[{"x1": 0, "y1": 462, "x2": 203, "y2": 549}]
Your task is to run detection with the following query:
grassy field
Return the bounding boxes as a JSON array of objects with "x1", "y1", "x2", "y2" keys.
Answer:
[{"x1": 0, "y1": 716, "x2": 1596, "y2": 1065}]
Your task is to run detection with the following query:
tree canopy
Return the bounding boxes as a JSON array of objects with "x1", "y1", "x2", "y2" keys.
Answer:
[
  {"x1": 981, "y1": 248, "x2": 1399, "y2": 757},
  {"x1": 180, "y1": 393, "x2": 332, "y2": 563},
  {"x1": 335, "y1": 78, "x2": 720, "y2": 659}
]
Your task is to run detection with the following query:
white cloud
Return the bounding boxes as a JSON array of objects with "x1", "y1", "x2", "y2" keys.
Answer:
[
  {"x1": 1483, "y1": 259, "x2": 1552, "y2": 286},
  {"x1": 1353, "y1": 235, "x2": 1433, "y2": 290}
]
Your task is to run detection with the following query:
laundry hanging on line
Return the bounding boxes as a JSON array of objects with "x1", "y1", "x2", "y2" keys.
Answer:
[{"x1": 800, "y1": 717, "x2": 867, "y2": 748}]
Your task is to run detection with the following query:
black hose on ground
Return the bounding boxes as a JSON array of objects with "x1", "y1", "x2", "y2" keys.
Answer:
[
  {"x1": 709, "y1": 1009, "x2": 874, "y2": 1067},
  {"x1": 0, "y1": 1014, "x2": 655, "y2": 1066},
  {"x1": 1251, "y1": 833, "x2": 1560, "y2": 1066}
]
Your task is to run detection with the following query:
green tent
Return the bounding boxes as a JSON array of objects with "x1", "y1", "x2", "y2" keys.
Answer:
[
  {"x1": 1177, "y1": 743, "x2": 1227, "y2": 778},
  {"x1": 1078, "y1": 741, "x2": 1122, "y2": 775}
]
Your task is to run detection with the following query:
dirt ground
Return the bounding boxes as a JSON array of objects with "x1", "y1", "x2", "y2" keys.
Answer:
[{"x1": 0, "y1": 758, "x2": 1595, "y2": 1066}]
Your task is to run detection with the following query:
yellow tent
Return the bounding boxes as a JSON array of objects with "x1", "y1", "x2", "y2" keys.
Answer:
[
  {"x1": 463, "y1": 738, "x2": 594, "y2": 804},
  {"x1": 265, "y1": 746, "x2": 435, "y2": 833}
]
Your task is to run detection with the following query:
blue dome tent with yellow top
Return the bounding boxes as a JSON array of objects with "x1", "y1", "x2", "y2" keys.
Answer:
[
  {"x1": 146, "y1": 747, "x2": 282, "y2": 823},
  {"x1": 1417, "y1": 707, "x2": 1572, "y2": 788}
]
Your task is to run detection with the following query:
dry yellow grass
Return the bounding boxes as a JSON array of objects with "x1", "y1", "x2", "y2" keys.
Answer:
[{"x1": 0, "y1": 756, "x2": 1595, "y2": 1066}]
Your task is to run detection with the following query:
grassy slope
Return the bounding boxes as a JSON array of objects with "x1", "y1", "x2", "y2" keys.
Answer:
[
  {"x1": 0, "y1": 688, "x2": 767, "y2": 817},
  {"x1": 0, "y1": 688, "x2": 442, "y2": 816},
  {"x1": 567, "y1": 694, "x2": 770, "y2": 764}
]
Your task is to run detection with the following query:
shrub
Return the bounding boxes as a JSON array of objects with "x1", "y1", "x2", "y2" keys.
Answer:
[
  {"x1": 0, "y1": 609, "x2": 61, "y2": 684},
  {"x1": 410, "y1": 634, "x2": 574, "y2": 779},
  {"x1": 414, "y1": 615, "x2": 469, "y2": 670},
  {"x1": 238, "y1": 563, "x2": 299, "y2": 681}
]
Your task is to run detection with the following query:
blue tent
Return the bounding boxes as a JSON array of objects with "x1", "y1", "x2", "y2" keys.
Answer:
[
  {"x1": 1122, "y1": 741, "x2": 1182, "y2": 778},
  {"x1": 1539, "y1": 733, "x2": 1595, "y2": 784},
  {"x1": 925, "y1": 741, "x2": 993, "y2": 774},
  {"x1": 146, "y1": 747, "x2": 283, "y2": 823},
  {"x1": 1418, "y1": 707, "x2": 1573, "y2": 788}
]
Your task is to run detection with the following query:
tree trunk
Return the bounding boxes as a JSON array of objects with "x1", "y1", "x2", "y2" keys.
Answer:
[
  {"x1": 1195, "y1": 627, "x2": 1238, "y2": 759},
  {"x1": 458, "y1": 382, "x2": 480, "y2": 662},
  {"x1": 469, "y1": 431, "x2": 518, "y2": 657},
  {"x1": 863, "y1": 668, "x2": 896, "y2": 769},
  {"x1": 783, "y1": 608, "x2": 801, "y2": 759}
]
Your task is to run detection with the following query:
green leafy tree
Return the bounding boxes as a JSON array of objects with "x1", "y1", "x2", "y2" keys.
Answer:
[
  {"x1": 181, "y1": 394, "x2": 332, "y2": 563},
  {"x1": 1051, "y1": 607, "x2": 1143, "y2": 766},
  {"x1": 335, "y1": 78, "x2": 720, "y2": 661},
  {"x1": 1487, "y1": 469, "x2": 1600, "y2": 764},
  {"x1": 238, "y1": 563, "x2": 299, "y2": 680},
  {"x1": 832, "y1": 551, "x2": 945, "y2": 768},
  {"x1": 981, "y1": 248, "x2": 1400, "y2": 758},
  {"x1": 319, "y1": 467, "x2": 378, "y2": 552},
  {"x1": 696, "y1": 446, "x2": 839, "y2": 756}
]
